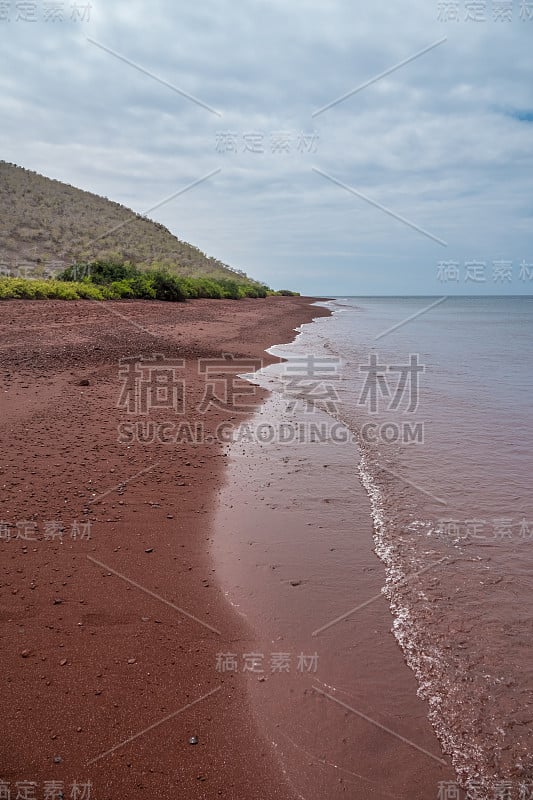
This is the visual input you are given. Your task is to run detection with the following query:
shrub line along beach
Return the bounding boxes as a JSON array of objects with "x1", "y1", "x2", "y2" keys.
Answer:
[{"x1": 0, "y1": 257, "x2": 299, "y2": 301}]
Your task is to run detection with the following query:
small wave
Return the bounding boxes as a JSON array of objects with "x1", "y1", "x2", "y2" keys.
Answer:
[{"x1": 246, "y1": 299, "x2": 533, "y2": 796}]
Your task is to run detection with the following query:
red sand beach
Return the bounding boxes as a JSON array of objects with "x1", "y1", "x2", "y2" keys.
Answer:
[
  {"x1": 0, "y1": 296, "x2": 454, "y2": 800},
  {"x1": 0, "y1": 297, "x2": 329, "y2": 800}
]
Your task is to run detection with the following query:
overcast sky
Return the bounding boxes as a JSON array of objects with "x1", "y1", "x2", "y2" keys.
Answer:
[{"x1": 1, "y1": 0, "x2": 532, "y2": 294}]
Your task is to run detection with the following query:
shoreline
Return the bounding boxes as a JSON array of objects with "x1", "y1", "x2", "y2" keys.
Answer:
[
  {"x1": 0, "y1": 296, "x2": 330, "y2": 800},
  {"x1": 211, "y1": 314, "x2": 456, "y2": 799}
]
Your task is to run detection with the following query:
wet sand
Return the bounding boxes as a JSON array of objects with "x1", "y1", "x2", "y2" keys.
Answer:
[
  {"x1": 213, "y1": 393, "x2": 456, "y2": 799},
  {"x1": 0, "y1": 296, "x2": 329, "y2": 800}
]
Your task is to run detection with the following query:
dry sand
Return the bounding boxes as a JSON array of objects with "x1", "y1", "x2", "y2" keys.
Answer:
[{"x1": 0, "y1": 296, "x2": 329, "y2": 800}]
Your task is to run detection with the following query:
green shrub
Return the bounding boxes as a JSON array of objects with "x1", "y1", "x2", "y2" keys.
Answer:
[
  {"x1": 0, "y1": 277, "x2": 90, "y2": 300},
  {"x1": 181, "y1": 278, "x2": 199, "y2": 299},
  {"x1": 109, "y1": 279, "x2": 135, "y2": 298},
  {"x1": 215, "y1": 278, "x2": 242, "y2": 299},
  {"x1": 58, "y1": 258, "x2": 139, "y2": 285},
  {"x1": 100, "y1": 285, "x2": 119, "y2": 300},
  {"x1": 127, "y1": 273, "x2": 156, "y2": 299},
  {"x1": 187, "y1": 278, "x2": 224, "y2": 299},
  {"x1": 75, "y1": 283, "x2": 104, "y2": 300},
  {"x1": 239, "y1": 284, "x2": 269, "y2": 298},
  {"x1": 53, "y1": 283, "x2": 79, "y2": 299},
  {"x1": 151, "y1": 271, "x2": 187, "y2": 302}
]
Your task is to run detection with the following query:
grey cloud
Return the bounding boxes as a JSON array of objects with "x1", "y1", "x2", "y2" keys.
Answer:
[{"x1": 1, "y1": 0, "x2": 532, "y2": 293}]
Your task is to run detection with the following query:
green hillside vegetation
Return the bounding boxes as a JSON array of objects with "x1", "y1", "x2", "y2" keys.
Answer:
[
  {"x1": 0, "y1": 161, "x2": 262, "y2": 285},
  {"x1": 0, "y1": 258, "x2": 300, "y2": 301}
]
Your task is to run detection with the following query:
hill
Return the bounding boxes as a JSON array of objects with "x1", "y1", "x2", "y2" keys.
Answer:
[{"x1": 0, "y1": 161, "x2": 256, "y2": 283}]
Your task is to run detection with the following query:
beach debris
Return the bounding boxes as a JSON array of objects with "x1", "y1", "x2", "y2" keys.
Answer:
[
  {"x1": 53, "y1": 756, "x2": 62, "y2": 764},
  {"x1": 144, "y1": 548, "x2": 153, "y2": 553},
  {"x1": 127, "y1": 657, "x2": 136, "y2": 664},
  {"x1": 53, "y1": 598, "x2": 63, "y2": 605},
  {"x1": 59, "y1": 658, "x2": 67, "y2": 666},
  {"x1": 20, "y1": 649, "x2": 31, "y2": 658},
  {"x1": 189, "y1": 736, "x2": 198, "y2": 745}
]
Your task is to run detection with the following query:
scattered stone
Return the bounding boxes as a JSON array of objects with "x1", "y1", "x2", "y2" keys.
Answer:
[
  {"x1": 144, "y1": 548, "x2": 153, "y2": 553},
  {"x1": 59, "y1": 658, "x2": 67, "y2": 666},
  {"x1": 127, "y1": 658, "x2": 136, "y2": 664},
  {"x1": 53, "y1": 756, "x2": 62, "y2": 764},
  {"x1": 53, "y1": 598, "x2": 63, "y2": 605},
  {"x1": 20, "y1": 649, "x2": 31, "y2": 658},
  {"x1": 289, "y1": 580, "x2": 302, "y2": 587},
  {"x1": 78, "y1": 379, "x2": 90, "y2": 387},
  {"x1": 189, "y1": 736, "x2": 198, "y2": 745}
]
